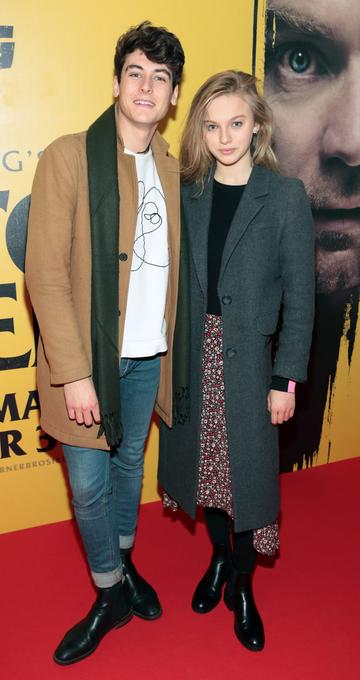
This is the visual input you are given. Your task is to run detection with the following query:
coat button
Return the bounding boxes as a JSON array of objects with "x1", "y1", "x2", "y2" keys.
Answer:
[
  {"x1": 222, "y1": 295, "x2": 232, "y2": 305},
  {"x1": 119, "y1": 252, "x2": 128, "y2": 261},
  {"x1": 226, "y1": 348, "x2": 237, "y2": 358}
]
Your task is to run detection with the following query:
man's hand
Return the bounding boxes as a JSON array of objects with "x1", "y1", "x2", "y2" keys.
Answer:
[
  {"x1": 63, "y1": 377, "x2": 101, "y2": 426},
  {"x1": 267, "y1": 389, "x2": 295, "y2": 425}
]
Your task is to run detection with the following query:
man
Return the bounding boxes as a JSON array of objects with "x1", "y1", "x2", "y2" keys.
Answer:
[
  {"x1": 26, "y1": 21, "x2": 184, "y2": 664},
  {"x1": 264, "y1": 0, "x2": 360, "y2": 468}
]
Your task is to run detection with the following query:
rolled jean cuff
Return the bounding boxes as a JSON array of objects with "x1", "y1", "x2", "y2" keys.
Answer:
[
  {"x1": 119, "y1": 534, "x2": 135, "y2": 551},
  {"x1": 91, "y1": 566, "x2": 123, "y2": 589}
]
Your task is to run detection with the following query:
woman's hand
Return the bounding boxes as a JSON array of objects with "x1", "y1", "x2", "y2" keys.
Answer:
[{"x1": 267, "y1": 389, "x2": 295, "y2": 425}]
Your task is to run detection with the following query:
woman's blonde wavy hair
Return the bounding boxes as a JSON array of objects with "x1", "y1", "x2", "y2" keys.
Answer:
[{"x1": 180, "y1": 70, "x2": 278, "y2": 190}]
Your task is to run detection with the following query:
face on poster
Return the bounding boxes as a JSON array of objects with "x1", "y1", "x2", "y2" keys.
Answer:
[
  {"x1": 263, "y1": 0, "x2": 360, "y2": 470},
  {"x1": 264, "y1": 0, "x2": 360, "y2": 295}
]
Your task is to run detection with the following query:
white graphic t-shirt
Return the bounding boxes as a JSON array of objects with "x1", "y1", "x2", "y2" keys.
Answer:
[{"x1": 121, "y1": 147, "x2": 169, "y2": 358}]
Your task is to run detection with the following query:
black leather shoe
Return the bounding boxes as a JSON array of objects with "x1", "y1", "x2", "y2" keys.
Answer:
[
  {"x1": 192, "y1": 544, "x2": 232, "y2": 614},
  {"x1": 121, "y1": 550, "x2": 162, "y2": 620},
  {"x1": 224, "y1": 569, "x2": 265, "y2": 651},
  {"x1": 53, "y1": 581, "x2": 133, "y2": 665}
]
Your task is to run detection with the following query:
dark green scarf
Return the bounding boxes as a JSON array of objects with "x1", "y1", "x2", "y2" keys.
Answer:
[
  {"x1": 172, "y1": 200, "x2": 190, "y2": 425},
  {"x1": 87, "y1": 104, "x2": 122, "y2": 447},
  {"x1": 86, "y1": 104, "x2": 189, "y2": 446}
]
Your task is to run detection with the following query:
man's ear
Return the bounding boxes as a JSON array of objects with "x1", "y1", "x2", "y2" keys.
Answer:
[
  {"x1": 113, "y1": 76, "x2": 120, "y2": 98},
  {"x1": 171, "y1": 84, "x2": 179, "y2": 106}
]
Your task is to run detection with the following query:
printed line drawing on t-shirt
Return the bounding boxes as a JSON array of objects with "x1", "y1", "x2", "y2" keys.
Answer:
[{"x1": 131, "y1": 181, "x2": 170, "y2": 272}]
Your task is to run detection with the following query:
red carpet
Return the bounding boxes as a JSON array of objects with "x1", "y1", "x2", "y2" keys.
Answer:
[{"x1": 1, "y1": 458, "x2": 359, "y2": 680}]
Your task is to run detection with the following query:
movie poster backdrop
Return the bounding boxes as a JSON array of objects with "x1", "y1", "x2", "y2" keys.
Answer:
[{"x1": 0, "y1": 0, "x2": 264, "y2": 532}]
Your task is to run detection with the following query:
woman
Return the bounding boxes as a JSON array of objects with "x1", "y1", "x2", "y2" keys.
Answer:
[{"x1": 159, "y1": 71, "x2": 315, "y2": 651}]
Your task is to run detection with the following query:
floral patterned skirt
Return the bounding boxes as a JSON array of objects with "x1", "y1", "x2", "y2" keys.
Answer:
[{"x1": 164, "y1": 313, "x2": 279, "y2": 557}]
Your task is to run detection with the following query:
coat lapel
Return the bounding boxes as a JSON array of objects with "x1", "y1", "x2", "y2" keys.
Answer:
[
  {"x1": 154, "y1": 156, "x2": 179, "y2": 262},
  {"x1": 151, "y1": 132, "x2": 180, "y2": 267},
  {"x1": 184, "y1": 167, "x2": 215, "y2": 296},
  {"x1": 219, "y1": 164, "x2": 270, "y2": 285}
]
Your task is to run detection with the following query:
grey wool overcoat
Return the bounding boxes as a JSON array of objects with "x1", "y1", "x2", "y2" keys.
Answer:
[{"x1": 158, "y1": 164, "x2": 315, "y2": 533}]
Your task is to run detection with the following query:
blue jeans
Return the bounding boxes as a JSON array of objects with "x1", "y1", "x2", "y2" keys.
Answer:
[{"x1": 63, "y1": 356, "x2": 160, "y2": 588}]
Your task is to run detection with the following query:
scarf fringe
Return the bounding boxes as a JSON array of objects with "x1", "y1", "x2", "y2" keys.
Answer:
[{"x1": 98, "y1": 411, "x2": 123, "y2": 448}]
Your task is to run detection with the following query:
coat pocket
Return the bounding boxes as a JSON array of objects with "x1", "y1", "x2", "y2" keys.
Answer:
[{"x1": 256, "y1": 310, "x2": 280, "y2": 335}]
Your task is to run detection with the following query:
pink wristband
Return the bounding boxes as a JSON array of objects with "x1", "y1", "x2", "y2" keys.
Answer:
[{"x1": 288, "y1": 380, "x2": 296, "y2": 393}]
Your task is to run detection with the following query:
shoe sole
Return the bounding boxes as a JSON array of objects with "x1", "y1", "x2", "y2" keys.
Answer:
[
  {"x1": 234, "y1": 624, "x2": 265, "y2": 652},
  {"x1": 133, "y1": 606, "x2": 163, "y2": 621},
  {"x1": 53, "y1": 610, "x2": 133, "y2": 665}
]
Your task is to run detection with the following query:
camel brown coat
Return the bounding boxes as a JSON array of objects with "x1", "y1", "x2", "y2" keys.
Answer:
[{"x1": 25, "y1": 110, "x2": 180, "y2": 449}]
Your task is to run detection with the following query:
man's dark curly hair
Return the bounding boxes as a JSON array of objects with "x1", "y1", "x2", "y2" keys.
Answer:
[{"x1": 114, "y1": 20, "x2": 185, "y2": 89}]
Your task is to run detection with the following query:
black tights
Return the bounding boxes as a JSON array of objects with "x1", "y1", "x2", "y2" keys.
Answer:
[{"x1": 204, "y1": 507, "x2": 256, "y2": 573}]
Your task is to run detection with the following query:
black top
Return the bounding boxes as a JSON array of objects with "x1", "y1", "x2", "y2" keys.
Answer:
[
  {"x1": 206, "y1": 178, "x2": 292, "y2": 392},
  {"x1": 207, "y1": 179, "x2": 245, "y2": 316}
]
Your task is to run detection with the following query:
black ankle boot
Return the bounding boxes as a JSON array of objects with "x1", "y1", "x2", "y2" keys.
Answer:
[
  {"x1": 192, "y1": 543, "x2": 232, "y2": 614},
  {"x1": 53, "y1": 580, "x2": 133, "y2": 665},
  {"x1": 224, "y1": 569, "x2": 264, "y2": 651},
  {"x1": 121, "y1": 550, "x2": 162, "y2": 620}
]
